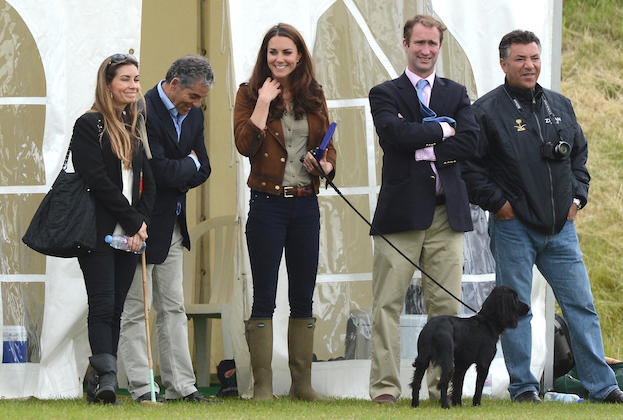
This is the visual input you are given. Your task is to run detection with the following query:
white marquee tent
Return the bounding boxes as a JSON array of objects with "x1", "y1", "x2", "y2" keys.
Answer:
[{"x1": 0, "y1": 0, "x2": 560, "y2": 399}]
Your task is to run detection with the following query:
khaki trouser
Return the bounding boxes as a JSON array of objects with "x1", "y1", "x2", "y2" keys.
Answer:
[
  {"x1": 119, "y1": 223, "x2": 197, "y2": 400},
  {"x1": 369, "y1": 205, "x2": 464, "y2": 400}
]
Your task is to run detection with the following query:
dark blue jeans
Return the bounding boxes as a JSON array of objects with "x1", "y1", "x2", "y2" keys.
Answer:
[{"x1": 246, "y1": 190, "x2": 320, "y2": 318}]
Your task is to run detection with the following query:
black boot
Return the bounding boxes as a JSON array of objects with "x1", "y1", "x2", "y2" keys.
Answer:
[
  {"x1": 89, "y1": 354, "x2": 118, "y2": 404},
  {"x1": 85, "y1": 367, "x2": 99, "y2": 403}
]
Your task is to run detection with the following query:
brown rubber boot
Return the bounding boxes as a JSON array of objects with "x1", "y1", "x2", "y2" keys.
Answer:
[
  {"x1": 288, "y1": 317, "x2": 326, "y2": 401},
  {"x1": 245, "y1": 318, "x2": 273, "y2": 400}
]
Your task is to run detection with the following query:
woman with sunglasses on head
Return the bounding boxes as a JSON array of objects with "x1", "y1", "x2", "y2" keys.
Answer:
[
  {"x1": 234, "y1": 23, "x2": 336, "y2": 401},
  {"x1": 71, "y1": 54, "x2": 155, "y2": 404}
]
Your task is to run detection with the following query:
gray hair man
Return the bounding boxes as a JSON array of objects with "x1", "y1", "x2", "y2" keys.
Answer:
[{"x1": 119, "y1": 55, "x2": 215, "y2": 403}]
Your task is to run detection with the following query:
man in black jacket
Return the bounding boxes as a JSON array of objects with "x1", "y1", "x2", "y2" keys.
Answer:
[
  {"x1": 463, "y1": 30, "x2": 623, "y2": 403},
  {"x1": 119, "y1": 55, "x2": 213, "y2": 403}
]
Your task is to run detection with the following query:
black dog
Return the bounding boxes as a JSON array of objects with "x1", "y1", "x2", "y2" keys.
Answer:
[{"x1": 410, "y1": 285, "x2": 529, "y2": 409}]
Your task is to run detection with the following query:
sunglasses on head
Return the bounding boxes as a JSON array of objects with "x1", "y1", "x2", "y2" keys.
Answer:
[{"x1": 107, "y1": 53, "x2": 136, "y2": 70}]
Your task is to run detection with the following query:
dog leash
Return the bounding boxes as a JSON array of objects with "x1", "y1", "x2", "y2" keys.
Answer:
[{"x1": 311, "y1": 136, "x2": 478, "y2": 315}]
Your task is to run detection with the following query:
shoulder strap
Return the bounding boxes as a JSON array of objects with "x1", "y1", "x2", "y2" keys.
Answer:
[
  {"x1": 64, "y1": 115, "x2": 105, "y2": 170},
  {"x1": 62, "y1": 147, "x2": 72, "y2": 170}
]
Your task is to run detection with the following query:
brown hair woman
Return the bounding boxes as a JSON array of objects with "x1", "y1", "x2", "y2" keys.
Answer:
[
  {"x1": 234, "y1": 23, "x2": 336, "y2": 401},
  {"x1": 71, "y1": 54, "x2": 155, "y2": 404}
]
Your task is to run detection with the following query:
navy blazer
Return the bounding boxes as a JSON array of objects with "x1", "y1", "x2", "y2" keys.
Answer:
[
  {"x1": 144, "y1": 84, "x2": 211, "y2": 264},
  {"x1": 71, "y1": 112, "x2": 155, "y2": 250},
  {"x1": 369, "y1": 72, "x2": 479, "y2": 234}
]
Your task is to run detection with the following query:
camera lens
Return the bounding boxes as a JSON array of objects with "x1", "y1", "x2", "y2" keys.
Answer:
[{"x1": 554, "y1": 141, "x2": 571, "y2": 157}]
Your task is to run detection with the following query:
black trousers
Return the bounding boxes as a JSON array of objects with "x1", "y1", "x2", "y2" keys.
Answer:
[{"x1": 78, "y1": 247, "x2": 139, "y2": 356}]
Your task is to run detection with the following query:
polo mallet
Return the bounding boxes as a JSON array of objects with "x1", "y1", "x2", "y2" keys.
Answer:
[
  {"x1": 140, "y1": 252, "x2": 161, "y2": 405},
  {"x1": 137, "y1": 170, "x2": 161, "y2": 405}
]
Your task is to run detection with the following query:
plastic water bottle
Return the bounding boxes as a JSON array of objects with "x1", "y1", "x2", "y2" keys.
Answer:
[
  {"x1": 544, "y1": 391, "x2": 584, "y2": 403},
  {"x1": 104, "y1": 234, "x2": 146, "y2": 254}
]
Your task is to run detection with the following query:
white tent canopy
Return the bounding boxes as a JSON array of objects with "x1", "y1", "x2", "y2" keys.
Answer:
[{"x1": 1, "y1": 0, "x2": 559, "y2": 399}]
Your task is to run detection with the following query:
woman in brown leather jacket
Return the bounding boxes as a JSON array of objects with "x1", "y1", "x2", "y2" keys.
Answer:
[{"x1": 233, "y1": 23, "x2": 336, "y2": 402}]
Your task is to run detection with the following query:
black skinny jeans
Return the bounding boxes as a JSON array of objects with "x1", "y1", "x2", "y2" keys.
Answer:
[{"x1": 78, "y1": 247, "x2": 139, "y2": 356}]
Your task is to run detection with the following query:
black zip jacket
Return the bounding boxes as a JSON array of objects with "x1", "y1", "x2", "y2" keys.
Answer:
[{"x1": 462, "y1": 80, "x2": 590, "y2": 235}]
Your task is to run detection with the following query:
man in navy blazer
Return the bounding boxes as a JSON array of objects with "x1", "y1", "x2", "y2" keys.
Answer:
[
  {"x1": 368, "y1": 15, "x2": 478, "y2": 404},
  {"x1": 119, "y1": 55, "x2": 213, "y2": 403}
]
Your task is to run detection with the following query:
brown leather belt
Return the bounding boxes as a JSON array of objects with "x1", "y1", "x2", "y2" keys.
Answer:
[
  {"x1": 282, "y1": 185, "x2": 315, "y2": 198},
  {"x1": 436, "y1": 195, "x2": 446, "y2": 205}
]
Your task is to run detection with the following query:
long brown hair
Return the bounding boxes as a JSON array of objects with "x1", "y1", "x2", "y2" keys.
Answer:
[
  {"x1": 91, "y1": 54, "x2": 145, "y2": 169},
  {"x1": 248, "y1": 23, "x2": 325, "y2": 120}
]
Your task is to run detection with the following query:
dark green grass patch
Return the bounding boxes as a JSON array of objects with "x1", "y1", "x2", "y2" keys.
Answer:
[{"x1": 2, "y1": 396, "x2": 623, "y2": 420}]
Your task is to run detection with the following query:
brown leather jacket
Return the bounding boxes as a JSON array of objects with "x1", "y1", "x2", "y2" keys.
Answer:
[{"x1": 233, "y1": 83, "x2": 337, "y2": 195}]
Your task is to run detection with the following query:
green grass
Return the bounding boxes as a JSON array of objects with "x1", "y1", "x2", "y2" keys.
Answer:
[
  {"x1": 2, "y1": 1, "x2": 622, "y2": 418},
  {"x1": 561, "y1": 0, "x2": 623, "y2": 358},
  {"x1": 2, "y1": 397, "x2": 623, "y2": 420}
]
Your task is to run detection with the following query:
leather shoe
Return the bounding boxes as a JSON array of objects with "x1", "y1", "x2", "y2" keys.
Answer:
[
  {"x1": 603, "y1": 388, "x2": 623, "y2": 403},
  {"x1": 181, "y1": 391, "x2": 223, "y2": 404},
  {"x1": 514, "y1": 390, "x2": 542, "y2": 403},
  {"x1": 373, "y1": 393, "x2": 396, "y2": 404},
  {"x1": 135, "y1": 392, "x2": 165, "y2": 403}
]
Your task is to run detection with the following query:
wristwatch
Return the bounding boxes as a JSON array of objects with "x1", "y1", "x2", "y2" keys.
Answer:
[{"x1": 573, "y1": 198, "x2": 582, "y2": 209}]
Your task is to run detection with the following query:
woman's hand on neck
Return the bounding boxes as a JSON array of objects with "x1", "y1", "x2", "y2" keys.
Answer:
[{"x1": 274, "y1": 76, "x2": 291, "y2": 107}]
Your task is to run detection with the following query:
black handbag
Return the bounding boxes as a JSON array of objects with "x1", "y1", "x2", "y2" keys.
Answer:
[{"x1": 22, "y1": 147, "x2": 97, "y2": 257}]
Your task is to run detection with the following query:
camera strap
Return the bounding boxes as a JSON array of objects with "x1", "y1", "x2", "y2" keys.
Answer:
[
  {"x1": 504, "y1": 87, "x2": 566, "y2": 147},
  {"x1": 542, "y1": 95, "x2": 556, "y2": 122},
  {"x1": 311, "y1": 149, "x2": 478, "y2": 314},
  {"x1": 541, "y1": 95, "x2": 564, "y2": 140},
  {"x1": 502, "y1": 86, "x2": 524, "y2": 117}
]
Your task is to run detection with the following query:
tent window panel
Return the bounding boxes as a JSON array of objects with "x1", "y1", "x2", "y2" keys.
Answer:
[
  {"x1": 404, "y1": 277, "x2": 496, "y2": 317},
  {"x1": 313, "y1": 0, "x2": 392, "y2": 99},
  {"x1": 0, "y1": 1, "x2": 46, "y2": 97},
  {"x1": 349, "y1": 0, "x2": 420, "y2": 76},
  {"x1": 313, "y1": 280, "x2": 372, "y2": 361},
  {"x1": 318, "y1": 195, "x2": 372, "y2": 275},
  {"x1": 327, "y1": 107, "x2": 368, "y2": 187},
  {"x1": 1, "y1": 281, "x2": 43, "y2": 363},
  {"x1": 0, "y1": 105, "x2": 46, "y2": 186},
  {"x1": 0, "y1": 194, "x2": 46, "y2": 275},
  {"x1": 463, "y1": 205, "x2": 496, "y2": 275}
]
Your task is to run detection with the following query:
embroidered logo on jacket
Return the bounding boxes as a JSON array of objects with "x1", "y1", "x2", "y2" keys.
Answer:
[{"x1": 514, "y1": 119, "x2": 527, "y2": 132}]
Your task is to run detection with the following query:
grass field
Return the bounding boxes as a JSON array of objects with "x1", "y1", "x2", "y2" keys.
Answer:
[
  {"x1": 2, "y1": 396, "x2": 623, "y2": 420},
  {"x1": 562, "y1": 0, "x2": 623, "y2": 358}
]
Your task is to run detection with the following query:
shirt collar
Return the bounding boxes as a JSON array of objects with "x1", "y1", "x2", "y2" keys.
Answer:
[
  {"x1": 157, "y1": 80, "x2": 180, "y2": 118},
  {"x1": 405, "y1": 67, "x2": 436, "y2": 91}
]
